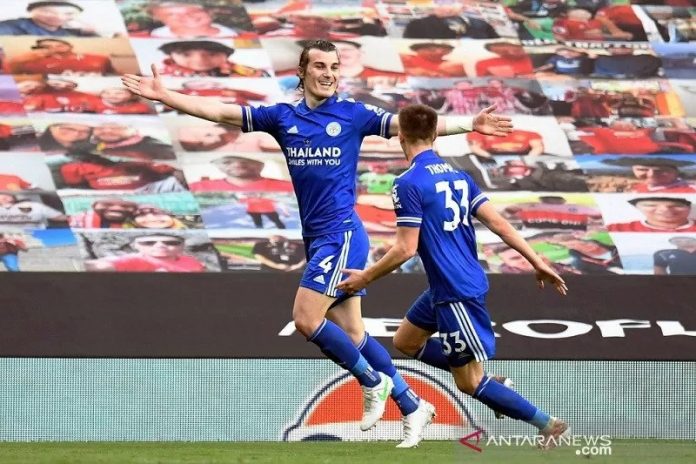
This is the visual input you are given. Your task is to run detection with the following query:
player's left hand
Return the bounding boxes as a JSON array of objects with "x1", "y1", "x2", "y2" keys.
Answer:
[
  {"x1": 534, "y1": 262, "x2": 568, "y2": 296},
  {"x1": 336, "y1": 269, "x2": 369, "y2": 294},
  {"x1": 473, "y1": 105, "x2": 513, "y2": 137}
]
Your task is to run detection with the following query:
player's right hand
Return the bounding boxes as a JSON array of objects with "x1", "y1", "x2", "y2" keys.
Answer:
[
  {"x1": 535, "y1": 262, "x2": 568, "y2": 296},
  {"x1": 336, "y1": 269, "x2": 369, "y2": 294},
  {"x1": 121, "y1": 64, "x2": 168, "y2": 102}
]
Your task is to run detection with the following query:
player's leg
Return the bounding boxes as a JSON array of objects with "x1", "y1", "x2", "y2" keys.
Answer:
[
  {"x1": 395, "y1": 290, "x2": 512, "y2": 419},
  {"x1": 266, "y1": 212, "x2": 286, "y2": 229},
  {"x1": 249, "y1": 212, "x2": 263, "y2": 228},
  {"x1": 293, "y1": 287, "x2": 384, "y2": 387},
  {"x1": 327, "y1": 296, "x2": 422, "y2": 413},
  {"x1": 1, "y1": 253, "x2": 19, "y2": 272},
  {"x1": 299, "y1": 230, "x2": 392, "y2": 430},
  {"x1": 394, "y1": 290, "x2": 449, "y2": 370},
  {"x1": 328, "y1": 295, "x2": 435, "y2": 448},
  {"x1": 440, "y1": 296, "x2": 569, "y2": 449}
]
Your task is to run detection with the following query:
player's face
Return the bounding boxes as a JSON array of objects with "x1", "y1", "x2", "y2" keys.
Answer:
[
  {"x1": 17, "y1": 80, "x2": 45, "y2": 95},
  {"x1": 557, "y1": 49, "x2": 580, "y2": 58},
  {"x1": 499, "y1": 249, "x2": 534, "y2": 271},
  {"x1": 30, "y1": 6, "x2": 80, "y2": 28},
  {"x1": 50, "y1": 124, "x2": 91, "y2": 144},
  {"x1": 179, "y1": 126, "x2": 237, "y2": 151},
  {"x1": 503, "y1": 163, "x2": 530, "y2": 177},
  {"x1": 93, "y1": 124, "x2": 132, "y2": 142},
  {"x1": 39, "y1": 40, "x2": 73, "y2": 54},
  {"x1": 335, "y1": 43, "x2": 361, "y2": 67},
  {"x1": 433, "y1": 4, "x2": 460, "y2": 17},
  {"x1": 632, "y1": 165, "x2": 679, "y2": 186},
  {"x1": 134, "y1": 236, "x2": 185, "y2": 258},
  {"x1": 568, "y1": 9, "x2": 592, "y2": 21},
  {"x1": 154, "y1": 5, "x2": 213, "y2": 29},
  {"x1": 134, "y1": 210, "x2": 175, "y2": 229},
  {"x1": 94, "y1": 200, "x2": 138, "y2": 221},
  {"x1": 46, "y1": 79, "x2": 77, "y2": 91},
  {"x1": 215, "y1": 158, "x2": 263, "y2": 179},
  {"x1": 100, "y1": 88, "x2": 133, "y2": 104},
  {"x1": 635, "y1": 201, "x2": 691, "y2": 224},
  {"x1": 170, "y1": 50, "x2": 228, "y2": 71},
  {"x1": 0, "y1": 194, "x2": 15, "y2": 205},
  {"x1": 611, "y1": 48, "x2": 633, "y2": 56},
  {"x1": 300, "y1": 49, "x2": 340, "y2": 100},
  {"x1": 415, "y1": 46, "x2": 449, "y2": 61},
  {"x1": 491, "y1": 44, "x2": 526, "y2": 58}
]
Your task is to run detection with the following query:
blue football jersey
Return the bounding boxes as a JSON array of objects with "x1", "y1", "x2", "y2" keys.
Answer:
[
  {"x1": 393, "y1": 149, "x2": 489, "y2": 303},
  {"x1": 242, "y1": 96, "x2": 392, "y2": 237}
]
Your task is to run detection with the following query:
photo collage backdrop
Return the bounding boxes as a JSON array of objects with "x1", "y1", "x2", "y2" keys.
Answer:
[{"x1": 0, "y1": 0, "x2": 693, "y2": 274}]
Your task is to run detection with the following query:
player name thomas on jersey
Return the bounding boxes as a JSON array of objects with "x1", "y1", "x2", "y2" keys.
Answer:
[
  {"x1": 424, "y1": 162, "x2": 456, "y2": 175},
  {"x1": 393, "y1": 150, "x2": 489, "y2": 304},
  {"x1": 241, "y1": 96, "x2": 392, "y2": 237}
]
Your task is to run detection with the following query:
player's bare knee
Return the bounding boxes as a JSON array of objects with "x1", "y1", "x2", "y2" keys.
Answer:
[
  {"x1": 454, "y1": 377, "x2": 478, "y2": 396},
  {"x1": 343, "y1": 326, "x2": 365, "y2": 346},
  {"x1": 454, "y1": 365, "x2": 484, "y2": 396},
  {"x1": 292, "y1": 309, "x2": 322, "y2": 338},
  {"x1": 393, "y1": 332, "x2": 420, "y2": 357}
]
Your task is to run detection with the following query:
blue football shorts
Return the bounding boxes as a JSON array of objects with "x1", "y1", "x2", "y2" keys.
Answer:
[
  {"x1": 300, "y1": 224, "x2": 369, "y2": 300},
  {"x1": 406, "y1": 289, "x2": 496, "y2": 367}
]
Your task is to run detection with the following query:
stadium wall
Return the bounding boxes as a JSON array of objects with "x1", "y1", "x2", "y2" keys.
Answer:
[
  {"x1": 1, "y1": 273, "x2": 694, "y2": 442},
  {"x1": 0, "y1": 358, "x2": 694, "y2": 441}
]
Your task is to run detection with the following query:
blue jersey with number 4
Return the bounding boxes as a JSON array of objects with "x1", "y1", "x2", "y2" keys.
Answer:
[
  {"x1": 242, "y1": 96, "x2": 392, "y2": 237},
  {"x1": 393, "y1": 150, "x2": 489, "y2": 303}
]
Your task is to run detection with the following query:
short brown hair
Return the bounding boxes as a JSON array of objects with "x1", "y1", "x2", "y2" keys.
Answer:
[{"x1": 398, "y1": 104, "x2": 437, "y2": 144}]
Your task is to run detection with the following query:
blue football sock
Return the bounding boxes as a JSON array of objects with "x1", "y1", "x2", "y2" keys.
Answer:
[
  {"x1": 359, "y1": 334, "x2": 420, "y2": 415},
  {"x1": 308, "y1": 320, "x2": 379, "y2": 387},
  {"x1": 473, "y1": 376, "x2": 551, "y2": 429},
  {"x1": 415, "y1": 338, "x2": 450, "y2": 371}
]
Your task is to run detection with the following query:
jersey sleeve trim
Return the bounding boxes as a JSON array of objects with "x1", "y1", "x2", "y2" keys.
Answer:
[
  {"x1": 381, "y1": 113, "x2": 392, "y2": 138},
  {"x1": 396, "y1": 216, "x2": 422, "y2": 225},
  {"x1": 471, "y1": 193, "x2": 488, "y2": 212},
  {"x1": 242, "y1": 106, "x2": 253, "y2": 132},
  {"x1": 396, "y1": 219, "x2": 422, "y2": 228}
]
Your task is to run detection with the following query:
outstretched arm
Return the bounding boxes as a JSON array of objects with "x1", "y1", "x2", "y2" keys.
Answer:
[
  {"x1": 337, "y1": 226, "x2": 420, "y2": 294},
  {"x1": 122, "y1": 64, "x2": 243, "y2": 126},
  {"x1": 475, "y1": 202, "x2": 568, "y2": 295},
  {"x1": 389, "y1": 105, "x2": 513, "y2": 138}
]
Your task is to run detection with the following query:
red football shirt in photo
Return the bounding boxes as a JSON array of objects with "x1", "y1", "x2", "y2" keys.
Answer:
[
  {"x1": 553, "y1": 18, "x2": 604, "y2": 40},
  {"x1": 581, "y1": 127, "x2": 659, "y2": 154},
  {"x1": 109, "y1": 254, "x2": 206, "y2": 272},
  {"x1": 8, "y1": 54, "x2": 113, "y2": 74},
  {"x1": 467, "y1": 130, "x2": 541, "y2": 154},
  {"x1": 240, "y1": 197, "x2": 277, "y2": 214},
  {"x1": 475, "y1": 56, "x2": 533, "y2": 77}
]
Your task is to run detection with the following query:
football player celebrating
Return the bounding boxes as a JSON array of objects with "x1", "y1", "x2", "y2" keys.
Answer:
[{"x1": 122, "y1": 40, "x2": 512, "y2": 447}]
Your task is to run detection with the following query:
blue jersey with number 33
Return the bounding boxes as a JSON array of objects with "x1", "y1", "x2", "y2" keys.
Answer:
[
  {"x1": 393, "y1": 149, "x2": 489, "y2": 304},
  {"x1": 242, "y1": 96, "x2": 392, "y2": 237}
]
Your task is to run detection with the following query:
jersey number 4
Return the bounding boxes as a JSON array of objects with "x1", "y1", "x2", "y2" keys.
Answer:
[{"x1": 436, "y1": 180, "x2": 470, "y2": 231}]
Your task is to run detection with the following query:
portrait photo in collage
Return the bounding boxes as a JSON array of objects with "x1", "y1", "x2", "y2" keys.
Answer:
[{"x1": 0, "y1": 0, "x2": 693, "y2": 275}]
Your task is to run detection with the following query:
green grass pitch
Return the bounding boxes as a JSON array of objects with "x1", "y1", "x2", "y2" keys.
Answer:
[{"x1": 0, "y1": 440, "x2": 694, "y2": 464}]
